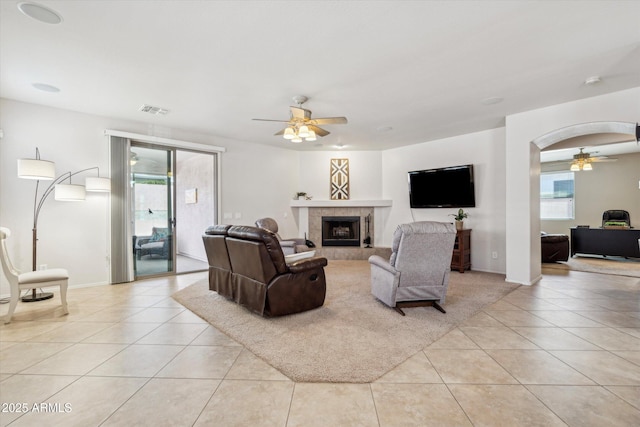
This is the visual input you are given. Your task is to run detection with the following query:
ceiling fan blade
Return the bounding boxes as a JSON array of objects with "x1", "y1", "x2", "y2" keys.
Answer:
[
  {"x1": 274, "y1": 128, "x2": 287, "y2": 136},
  {"x1": 591, "y1": 157, "x2": 617, "y2": 162},
  {"x1": 309, "y1": 125, "x2": 330, "y2": 137},
  {"x1": 252, "y1": 118, "x2": 290, "y2": 122},
  {"x1": 290, "y1": 106, "x2": 311, "y2": 120},
  {"x1": 310, "y1": 117, "x2": 348, "y2": 125}
]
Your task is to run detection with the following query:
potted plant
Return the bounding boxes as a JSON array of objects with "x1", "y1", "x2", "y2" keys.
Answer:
[
  {"x1": 449, "y1": 208, "x2": 468, "y2": 230},
  {"x1": 295, "y1": 192, "x2": 309, "y2": 200}
]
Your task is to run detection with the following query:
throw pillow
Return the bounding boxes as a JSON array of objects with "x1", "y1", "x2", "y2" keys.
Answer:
[{"x1": 151, "y1": 227, "x2": 169, "y2": 241}]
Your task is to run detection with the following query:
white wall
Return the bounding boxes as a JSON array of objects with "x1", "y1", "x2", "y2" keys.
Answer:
[
  {"x1": 220, "y1": 138, "x2": 300, "y2": 236},
  {"x1": 505, "y1": 87, "x2": 640, "y2": 285},
  {"x1": 175, "y1": 152, "x2": 215, "y2": 261},
  {"x1": 0, "y1": 98, "x2": 300, "y2": 295},
  {"x1": 0, "y1": 100, "x2": 111, "y2": 291},
  {"x1": 297, "y1": 150, "x2": 383, "y2": 201},
  {"x1": 381, "y1": 128, "x2": 507, "y2": 274}
]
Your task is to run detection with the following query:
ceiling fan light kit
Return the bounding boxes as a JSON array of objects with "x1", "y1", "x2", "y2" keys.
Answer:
[
  {"x1": 570, "y1": 148, "x2": 593, "y2": 171},
  {"x1": 253, "y1": 95, "x2": 347, "y2": 144},
  {"x1": 570, "y1": 162, "x2": 591, "y2": 171},
  {"x1": 567, "y1": 147, "x2": 618, "y2": 171}
]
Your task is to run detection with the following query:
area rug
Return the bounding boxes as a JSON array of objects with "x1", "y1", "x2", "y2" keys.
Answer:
[
  {"x1": 172, "y1": 260, "x2": 519, "y2": 383},
  {"x1": 543, "y1": 255, "x2": 640, "y2": 278}
]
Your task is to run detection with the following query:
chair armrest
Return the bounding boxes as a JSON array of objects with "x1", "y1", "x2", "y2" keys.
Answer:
[
  {"x1": 368, "y1": 255, "x2": 396, "y2": 275},
  {"x1": 136, "y1": 237, "x2": 152, "y2": 246},
  {"x1": 279, "y1": 240, "x2": 296, "y2": 248},
  {"x1": 284, "y1": 237, "x2": 306, "y2": 246},
  {"x1": 288, "y1": 257, "x2": 328, "y2": 273}
]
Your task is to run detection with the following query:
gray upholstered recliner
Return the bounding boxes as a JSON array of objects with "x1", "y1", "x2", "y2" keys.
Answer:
[
  {"x1": 368, "y1": 221, "x2": 457, "y2": 315},
  {"x1": 255, "y1": 217, "x2": 309, "y2": 255}
]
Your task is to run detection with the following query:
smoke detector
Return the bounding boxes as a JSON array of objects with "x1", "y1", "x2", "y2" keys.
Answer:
[{"x1": 139, "y1": 104, "x2": 169, "y2": 115}]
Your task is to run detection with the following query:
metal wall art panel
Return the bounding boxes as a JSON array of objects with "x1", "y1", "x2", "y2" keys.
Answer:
[{"x1": 330, "y1": 158, "x2": 350, "y2": 200}]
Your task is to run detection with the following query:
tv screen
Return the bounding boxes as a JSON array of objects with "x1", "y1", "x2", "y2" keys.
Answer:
[{"x1": 408, "y1": 164, "x2": 476, "y2": 208}]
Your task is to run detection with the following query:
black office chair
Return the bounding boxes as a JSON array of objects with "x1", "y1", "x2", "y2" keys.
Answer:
[{"x1": 602, "y1": 210, "x2": 630, "y2": 227}]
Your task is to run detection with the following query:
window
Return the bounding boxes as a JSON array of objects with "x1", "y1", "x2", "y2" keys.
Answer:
[{"x1": 540, "y1": 171, "x2": 575, "y2": 220}]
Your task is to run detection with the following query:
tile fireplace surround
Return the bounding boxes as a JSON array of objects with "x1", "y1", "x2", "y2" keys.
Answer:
[{"x1": 291, "y1": 200, "x2": 392, "y2": 260}]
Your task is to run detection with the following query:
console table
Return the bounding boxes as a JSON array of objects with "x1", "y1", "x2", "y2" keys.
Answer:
[
  {"x1": 451, "y1": 229, "x2": 471, "y2": 273},
  {"x1": 570, "y1": 227, "x2": 640, "y2": 258}
]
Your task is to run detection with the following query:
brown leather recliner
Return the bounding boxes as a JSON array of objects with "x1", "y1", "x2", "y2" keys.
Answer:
[
  {"x1": 203, "y1": 225, "x2": 327, "y2": 316},
  {"x1": 203, "y1": 224, "x2": 234, "y2": 299}
]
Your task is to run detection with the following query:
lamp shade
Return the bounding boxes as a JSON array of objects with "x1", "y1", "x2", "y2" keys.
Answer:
[
  {"x1": 570, "y1": 163, "x2": 580, "y2": 171},
  {"x1": 291, "y1": 136, "x2": 303, "y2": 143},
  {"x1": 298, "y1": 125, "x2": 310, "y2": 138},
  {"x1": 55, "y1": 184, "x2": 86, "y2": 201},
  {"x1": 85, "y1": 177, "x2": 111, "y2": 192},
  {"x1": 582, "y1": 162, "x2": 593, "y2": 171},
  {"x1": 283, "y1": 127, "x2": 295, "y2": 140},
  {"x1": 17, "y1": 158, "x2": 55, "y2": 180},
  {"x1": 305, "y1": 130, "x2": 317, "y2": 141}
]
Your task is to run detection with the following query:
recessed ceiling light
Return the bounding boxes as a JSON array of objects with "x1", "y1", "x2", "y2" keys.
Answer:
[
  {"x1": 17, "y1": 2, "x2": 63, "y2": 24},
  {"x1": 481, "y1": 97, "x2": 504, "y2": 106},
  {"x1": 32, "y1": 82, "x2": 60, "y2": 92},
  {"x1": 584, "y1": 76, "x2": 602, "y2": 86}
]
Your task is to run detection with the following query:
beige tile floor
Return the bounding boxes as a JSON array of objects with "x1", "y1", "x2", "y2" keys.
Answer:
[{"x1": 1, "y1": 266, "x2": 639, "y2": 426}]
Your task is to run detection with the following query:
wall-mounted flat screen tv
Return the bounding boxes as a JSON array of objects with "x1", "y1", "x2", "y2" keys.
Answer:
[{"x1": 408, "y1": 164, "x2": 476, "y2": 208}]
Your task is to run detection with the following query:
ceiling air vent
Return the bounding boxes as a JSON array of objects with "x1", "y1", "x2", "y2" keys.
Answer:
[{"x1": 139, "y1": 104, "x2": 169, "y2": 115}]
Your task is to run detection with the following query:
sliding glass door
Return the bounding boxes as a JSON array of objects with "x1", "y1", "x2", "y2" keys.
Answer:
[
  {"x1": 129, "y1": 144, "x2": 216, "y2": 278},
  {"x1": 108, "y1": 130, "x2": 222, "y2": 283},
  {"x1": 131, "y1": 145, "x2": 175, "y2": 277}
]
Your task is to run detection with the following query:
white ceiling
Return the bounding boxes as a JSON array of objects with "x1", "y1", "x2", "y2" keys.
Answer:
[{"x1": 1, "y1": 1, "x2": 639, "y2": 152}]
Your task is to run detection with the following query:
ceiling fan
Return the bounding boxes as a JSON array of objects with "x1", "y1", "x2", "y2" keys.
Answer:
[
  {"x1": 253, "y1": 95, "x2": 348, "y2": 143},
  {"x1": 568, "y1": 147, "x2": 617, "y2": 171}
]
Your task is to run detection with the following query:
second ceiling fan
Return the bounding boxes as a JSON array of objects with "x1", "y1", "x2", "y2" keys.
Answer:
[
  {"x1": 253, "y1": 95, "x2": 347, "y2": 143},
  {"x1": 569, "y1": 147, "x2": 617, "y2": 171}
]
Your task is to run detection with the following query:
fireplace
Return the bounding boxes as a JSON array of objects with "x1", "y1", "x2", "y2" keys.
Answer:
[{"x1": 322, "y1": 216, "x2": 360, "y2": 247}]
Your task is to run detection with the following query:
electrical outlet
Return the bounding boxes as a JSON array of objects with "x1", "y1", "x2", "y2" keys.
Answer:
[
  {"x1": 491, "y1": 252, "x2": 498, "y2": 259},
  {"x1": 39, "y1": 264, "x2": 47, "y2": 270},
  {"x1": 234, "y1": 212, "x2": 242, "y2": 219},
  {"x1": 223, "y1": 212, "x2": 232, "y2": 219}
]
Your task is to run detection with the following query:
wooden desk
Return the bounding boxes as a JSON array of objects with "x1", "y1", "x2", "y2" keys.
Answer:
[
  {"x1": 451, "y1": 229, "x2": 471, "y2": 272},
  {"x1": 570, "y1": 227, "x2": 640, "y2": 258}
]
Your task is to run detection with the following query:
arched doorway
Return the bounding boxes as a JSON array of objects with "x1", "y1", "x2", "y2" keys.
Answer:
[
  {"x1": 531, "y1": 121, "x2": 638, "y2": 272},
  {"x1": 532, "y1": 122, "x2": 638, "y2": 151}
]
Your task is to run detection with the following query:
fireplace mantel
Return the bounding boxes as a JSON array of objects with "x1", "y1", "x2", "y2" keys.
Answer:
[{"x1": 290, "y1": 199, "x2": 392, "y2": 208}]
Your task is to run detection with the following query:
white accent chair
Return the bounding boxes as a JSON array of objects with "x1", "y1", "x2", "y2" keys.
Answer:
[
  {"x1": 368, "y1": 221, "x2": 456, "y2": 315},
  {"x1": 0, "y1": 227, "x2": 69, "y2": 324}
]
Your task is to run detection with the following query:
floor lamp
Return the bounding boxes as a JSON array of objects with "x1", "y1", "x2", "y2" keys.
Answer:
[{"x1": 17, "y1": 148, "x2": 110, "y2": 302}]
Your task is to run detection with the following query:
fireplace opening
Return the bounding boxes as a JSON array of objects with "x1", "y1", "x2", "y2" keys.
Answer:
[{"x1": 322, "y1": 216, "x2": 360, "y2": 247}]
